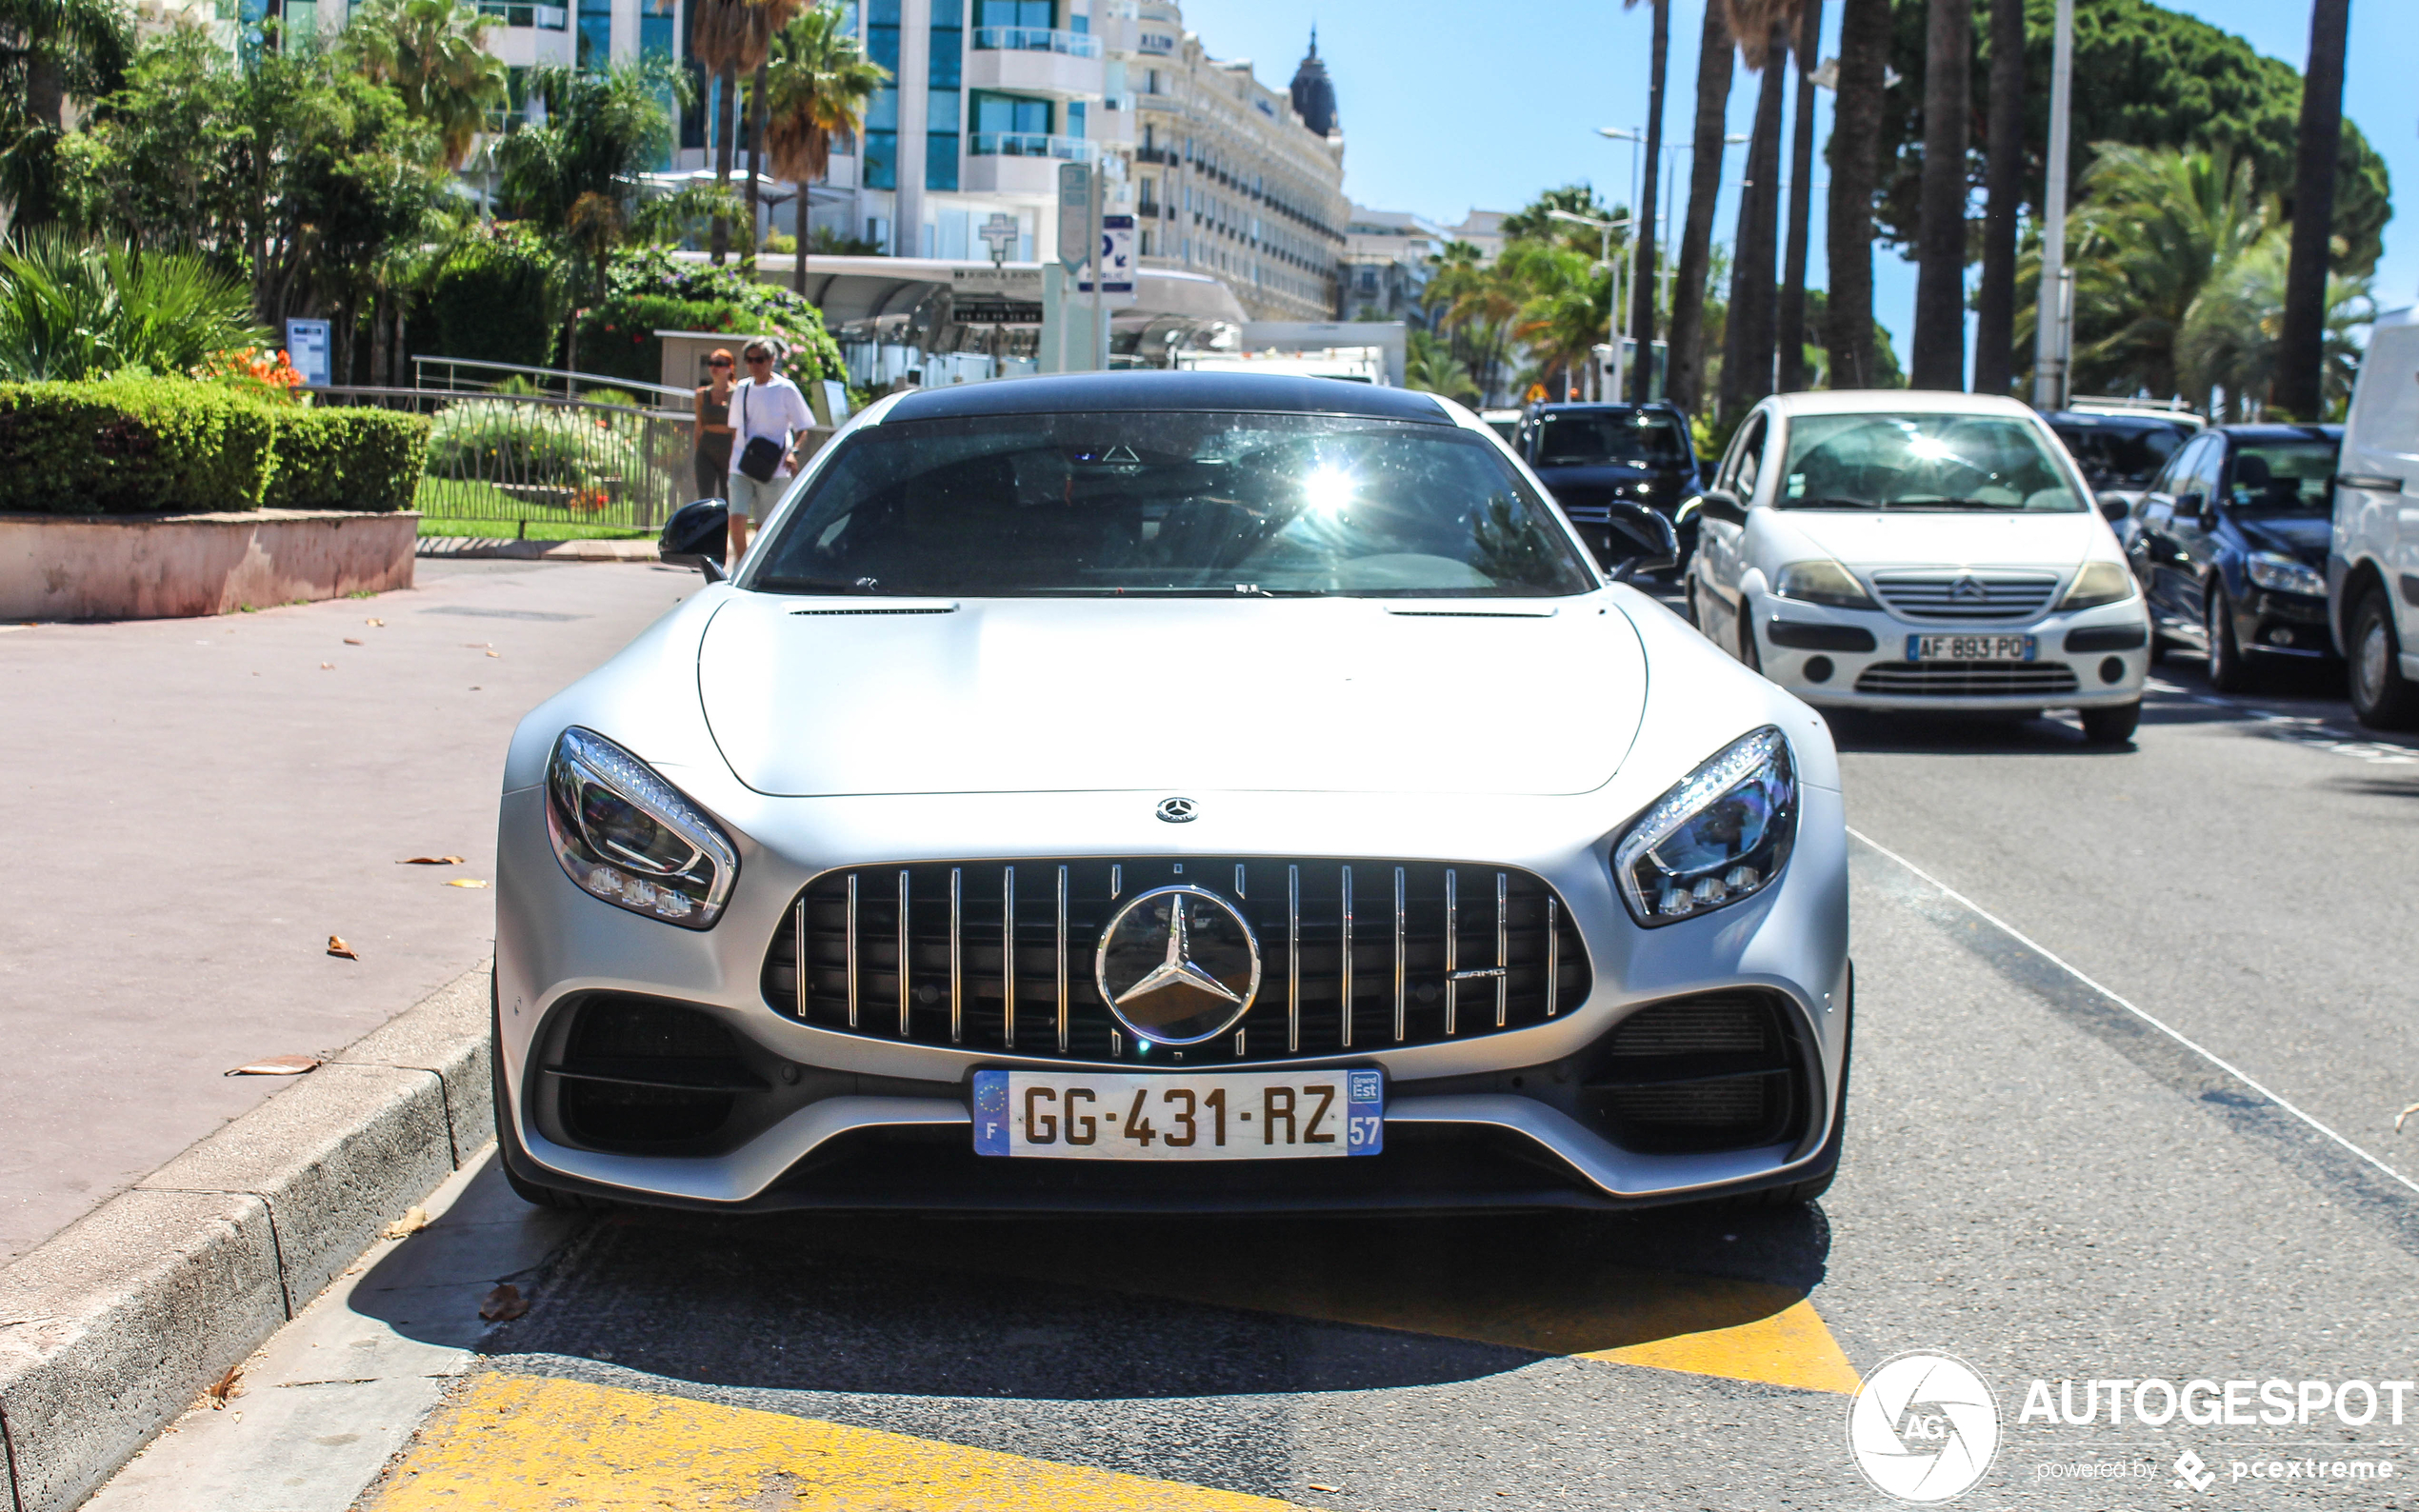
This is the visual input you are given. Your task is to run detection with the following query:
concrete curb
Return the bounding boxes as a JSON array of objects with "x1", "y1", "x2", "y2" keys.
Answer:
[
  {"x1": 415, "y1": 536, "x2": 657, "y2": 562},
  {"x1": 0, "y1": 966, "x2": 493, "y2": 1512}
]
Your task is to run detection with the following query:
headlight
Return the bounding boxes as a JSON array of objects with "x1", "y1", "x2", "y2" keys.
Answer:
[
  {"x1": 2060, "y1": 560, "x2": 2135, "y2": 608},
  {"x1": 1771, "y1": 560, "x2": 1873, "y2": 609},
  {"x1": 545, "y1": 726, "x2": 738, "y2": 928},
  {"x1": 2246, "y1": 550, "x2": 2324, "y2": 597},
  {"x1": 1613, "y1": 726, "x2": 1797, "y2": 926}
]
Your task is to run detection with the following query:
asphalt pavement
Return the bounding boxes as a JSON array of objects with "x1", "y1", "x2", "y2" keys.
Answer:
[
  {"x1": 70, "y1": 623, "x2": 2419, "y2": 1511},
  {"x1": 0, "y1": 560, "x2": 691, "y2": 1265}
]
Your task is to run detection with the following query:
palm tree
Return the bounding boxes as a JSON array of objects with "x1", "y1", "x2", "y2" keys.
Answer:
[
  {"x1": 0, "y1": 230, "x2": 268, "y2": 381},
  {"x1": 1774, "y1": 0, "x2": 1822, "y2": 393},
  {"x1": 1405, "y1": 328, "x2": 1481, "y2": 406},
  {"x1": 1622, "y1": 0, "x2": 1669, "y2": 402},
  {"x1": 342, "y1": 0, "x2": 509, "y2": 169},
  {"x1": 1506, "y1": 240, "x2": 1611, "y2": 401},
  {"x1": 1823, "y1": 0, "x2": 1889, "y2": 388},
  {"x1": 1909, "y1": 0, "x2": 1969, "y2": 389},
  {"x1": 1668, "y1": 0, "x2": 1735, "y2": 415},
  {"x1": 2179, "y1": 237, "x2": 2369, "y2": 420},
  {"x1": 1427, "y1": 241, "x2": 1518, "y2": 404},
  {"x1": 1970, "y1": 0, "x2": 2024, "y2": 395},
  {"x1": 760, "y1": 4, "x2": 886, "y2": 293},
  {"x1": 2275, "y1": 0, "x2": 2350, "y2": 419},
  {"x1": 690, "y1": 0, "x2": 800, "y2": 264},
  {"x1": 0, "y1": 0, "x2": 130, "y2": 227},
  {"x1": 1717, "y1": 0, "x2": 1798, "y2": 423}
]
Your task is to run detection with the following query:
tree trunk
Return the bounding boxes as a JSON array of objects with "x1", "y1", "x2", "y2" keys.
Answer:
[
  {"x1": 370, "y1": 292, "x2": 390, "y2": 389},
  {"x1": 1826, "y1": 0, "x2": 1889, "y2": 388},
  {"x1": 710, "y1": 65, "x2": 738, "y2": 264},
  {"x1": 1972, "y1": 0, "x2": 2026, "y2": 395},
  {"x1": 743, "y1": 62, "x2": 769, "y2": 270},
  {"x1": 794, "y1": 189, "x2": 810, "y2": 294},
  {"x1": 1910, "y1": 0, "x2": 1971, "y2": 390},
  {"x1": 1776, "y1": 0, "x2": 1824, "y2": 393},
  {"x1": 1667, "y1": 0, "x2": 1734, "y2": 417},
  {"x1": 26, "y1": 55, "x2": 65, "y2": 132},
  {"x1": 1628, "y1": 0, "x2": 1669, "y2": 402},
  {"x1": 2276, "y1": 0, "x2": 2350, "y2": 419},
  {"x1": 1718, "y1": 26, "x2": 1789, "y2": 423}
]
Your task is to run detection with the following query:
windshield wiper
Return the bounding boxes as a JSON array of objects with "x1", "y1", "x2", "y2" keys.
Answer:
[
  {"x1": 1885, "y1": 496, "x2": 2023, "y2": 509},
  {"x1": 1781, "y1": 496, "x2": 1885, "y2": 509}
]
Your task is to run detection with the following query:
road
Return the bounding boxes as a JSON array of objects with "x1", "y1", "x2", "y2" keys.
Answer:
[{"x1": 79, "y1": 633, "x2": 2419, "y2": 1511}]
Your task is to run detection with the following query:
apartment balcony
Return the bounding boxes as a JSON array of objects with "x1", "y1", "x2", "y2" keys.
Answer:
[
  {"x1": 966, "y1": 28, "x2": 1104, "y2": 100},
  {"x1": 963, "y1": 134, "x2": 1095, "y2": 196}
]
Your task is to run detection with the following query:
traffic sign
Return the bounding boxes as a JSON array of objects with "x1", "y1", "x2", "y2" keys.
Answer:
[
  {"x1": 1077, "y1": 214, "x2": 1136, "y2": 306},
  {"x1": 1056, "y1": 164, "x2": 1091, "y2": 272}
]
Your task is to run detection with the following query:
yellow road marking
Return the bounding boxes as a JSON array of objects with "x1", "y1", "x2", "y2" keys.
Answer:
[
  {"x1": 813, "y1": 1220, "x2": 1863, "y2": 1397},
  {"x1": 363, "y1": 1372, "x2": 1323, "y2": 1512}
]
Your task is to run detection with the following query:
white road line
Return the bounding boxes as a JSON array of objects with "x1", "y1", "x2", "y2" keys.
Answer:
[
  {"x1": 2145, "y1": 677, "x2": 2419, "y2": 765},
  {"x1": 1849, "y1": 825, "x2": 2419, "y2": 1198}
]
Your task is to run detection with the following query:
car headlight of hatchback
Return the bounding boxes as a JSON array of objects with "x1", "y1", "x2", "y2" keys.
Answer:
[
  {"x1": 1771, "y1": 560, "x2": 1873, "y2": 609},
  {"x1": 2245, "y1": 550, "x2": 2324, "y2": 597},
  {"x1": 1613, "y1": 726, "x2": 1797, "y2": 926},
  {"x1": 2060, "y1": 560, "x2": 2136, "y2": 608},
  {"x1": 545, "y1": 726, "x2": 738, "y2": 928}
]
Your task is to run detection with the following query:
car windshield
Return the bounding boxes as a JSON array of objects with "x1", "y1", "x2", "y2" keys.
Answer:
[
  {"x1": 2049, "y1": 422, "x2": 2184, "y2": 487},
  {"x1": 2227, "y1": 440, "x2": 2339, "y2": 512},
  {"x1": 1533, "y1": 409, "x2": 1693, "y2": 468},
  {"x1": 1777, "y1": 412, "x2": 2086, "y2": 511},
  {"x1": 746, "y1": 410, "x2": 1598, "y2": 598}
]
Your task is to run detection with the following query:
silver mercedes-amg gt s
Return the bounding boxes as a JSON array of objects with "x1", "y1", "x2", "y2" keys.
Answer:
[{"x1": 491, "y1": 371, "x2": 1850, "y2": 1213}]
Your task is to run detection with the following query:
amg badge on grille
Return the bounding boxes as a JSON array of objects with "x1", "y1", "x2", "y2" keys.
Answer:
[
  {"x1": 1155, "y1": 796, "x2": 1198, "y2": 823},
  {"x1": 1093, "y1": 885, "x2": 1261, "y2": 1045}
]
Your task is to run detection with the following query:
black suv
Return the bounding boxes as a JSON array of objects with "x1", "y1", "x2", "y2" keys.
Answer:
[{"x1": 1514, "y1": 402, "x2": 1702, "y2": 568}]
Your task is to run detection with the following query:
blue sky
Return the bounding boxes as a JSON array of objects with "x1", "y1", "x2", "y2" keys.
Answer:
[{"x1": 1179, "y1": 0, "x2": 2416, "y2": 376}]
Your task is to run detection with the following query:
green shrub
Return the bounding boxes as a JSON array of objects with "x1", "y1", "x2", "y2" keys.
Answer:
[
  {"x1": 0, "y1": 377, "x2": 277, "y2": 514},
  {"x1": 0, "y1": 234, "x2": 270, "y2": 384},
  {"x1": 425, "y1": 398, "x2": 649, "y2": 493},
  {"x1": 571, "y1": 293, "x2": 747, "y2": 388},
  {"x1": 270, "y1": 406, "x2": 430, "y2": 512},
  {"x1": 427, "y1": 226, "x2": 565, "y2": 371}
]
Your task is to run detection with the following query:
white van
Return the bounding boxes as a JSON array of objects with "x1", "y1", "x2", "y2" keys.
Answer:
[{"x1": 2329, "y1": 307, "x2": 2419, "y2": 727}]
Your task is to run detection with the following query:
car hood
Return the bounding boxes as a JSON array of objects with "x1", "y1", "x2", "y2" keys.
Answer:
[
  {"x1": 2236, "y1": 513, "x2": 2331, "y2": 563},
  {"x1": 696, "y1": 594, "x2": 1649, "y2": 797},
  {"x1": 1765, "y1": 508, "x2": 2113, "y2": 569}
]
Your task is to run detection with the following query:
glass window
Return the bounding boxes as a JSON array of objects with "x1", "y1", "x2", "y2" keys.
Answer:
[
  {"x1": 2226, "y1": 438, "x2": 2340, "y2": 512},
  {"x1": 864, "y1": 126, "x2": 896, "y2": 188},
  {"x1": 575, "y1": 0, "x2": 610, "y2": 68},
  {"x1": 748, "y1": 412, "x2": 1597, "y2": 598},
  {"x1": 929, "y1": 0, "x2": 960, "y2": 88},
  {"x1": 974, "y1": 0, "x2": 1050, "y2": 26},
  {"x1": 1532, "y1": 409, "x2": 1692, "y2": 468},
  {"x1": 925, "y1": 87, "x2": 960, "y2": 189},
  {"x1": 1775, "y1": 411, "x2": 2086, "y2": 511},
  {"x1": 1066, "y1": 99, "x2": 1085, "y2": 137},
  {"x1": 1719, "y1": 413, "x2": 1765, "y2": 496},
  {"x1": 867, "y1": 0, "x2": 899, "y2": 67},
  {"x1": 971, "y1": 90, "x2": 1050, "y2": 135},
  {"x1": 2049, "y1": 421, "x2": 2183, "y2": 489}
]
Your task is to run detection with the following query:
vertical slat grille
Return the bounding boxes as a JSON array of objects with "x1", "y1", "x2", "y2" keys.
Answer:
[{"x1": 767, "y1": 857, "x2": 1593, "y2": 1064}]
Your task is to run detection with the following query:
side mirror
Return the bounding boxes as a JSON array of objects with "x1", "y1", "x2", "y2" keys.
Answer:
[
  {"x1": 2096, "y1": 493, "x2": 2129, "y2": 523},
  {"x1": 659, "y1": 498, "x2": 730, "y2": 581},
  {"x1": 1694, "y1": 487, "x2": 1747, "y2": 526},
  {"x1": 1589, "y1": 502, "x2": 1680, "y2": 584},
  {"x1": 2173, "y1": 490, "x2": 2204, "y2": 519}
]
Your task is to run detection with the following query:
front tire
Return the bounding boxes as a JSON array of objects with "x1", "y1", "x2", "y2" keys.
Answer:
[
  {"x1": 2205, "y1": 581, "x2": 2249, "y2": 692},
  {"x1": 2080, "y1": 700, "x2": 2142, "y2": 746},
  {"x1": 2348, "y1": 588, "x2": 2419, "y2": 730}
]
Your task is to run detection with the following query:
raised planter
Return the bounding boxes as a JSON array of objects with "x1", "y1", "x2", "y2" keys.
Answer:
[{"x1": 0, "y1": 509, "x2": 418, "y2": 622}]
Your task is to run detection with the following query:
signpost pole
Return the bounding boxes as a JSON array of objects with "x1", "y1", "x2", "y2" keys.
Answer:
[
  {"x1": 1089, "y1": 165, "x2": 1106, "y2": 372},
  {"x1": 1056, "y1": 161, "x2": 1091, "y2": 373}
]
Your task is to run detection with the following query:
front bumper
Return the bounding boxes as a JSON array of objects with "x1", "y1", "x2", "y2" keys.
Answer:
[
  {"x1": 492, "y1": 783, "x2": 1852, "y2": 1213},
  {"x1": 1748, "y1": 593, "x2": 2151, "y2": 711}
]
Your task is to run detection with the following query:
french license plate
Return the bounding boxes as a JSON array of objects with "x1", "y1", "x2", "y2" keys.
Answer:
[
  {"x1": 1908, "y1": 632, "x2": 2035, "y2": 662},
  {"x1": 971, "y1": 1068, "x2": 1384, "y2": 1161}
]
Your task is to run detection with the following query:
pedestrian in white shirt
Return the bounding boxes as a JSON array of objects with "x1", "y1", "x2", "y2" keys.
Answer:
[{"x1": 725, "y1": 338, "x2": 814, "y2": 564}]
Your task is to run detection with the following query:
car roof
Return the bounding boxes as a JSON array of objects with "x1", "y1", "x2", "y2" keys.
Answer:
[
  {"x1": 1529, "y1": 402, "x2": 1684, "y2": 417},
  {"x1": 2211, "y1": 422, "x2": 2341, "y2": 443},
  {"x1": 877, "y1": 370, "x2": 1455, "y2": 424},
  {"x1": 2043, "y1": 409, "x2": 2193, "y2": 431},
  {"x1": 1764, "y1": 389, "x2": 2043, "y2": 420}
]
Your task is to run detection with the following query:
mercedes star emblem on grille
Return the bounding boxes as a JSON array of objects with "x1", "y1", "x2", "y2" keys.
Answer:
[
  {"x1": 1949, "y1": 575, "x2": 1989, "y2": 603},
  {"x1": 1093, "y1": 885, "x2": 1261, "y2": 1045},
  {"x1": 1155, "y1": 796, "x2": 1198, "y2": 823}
]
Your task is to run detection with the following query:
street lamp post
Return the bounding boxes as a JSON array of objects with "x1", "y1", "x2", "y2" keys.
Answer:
[
  {"x1": 2032, "y1": 0, "x2": 2075, "y2": 409},
  {"x1": 1600, "y1": 128, "x2": 1643, "y2": 402}
]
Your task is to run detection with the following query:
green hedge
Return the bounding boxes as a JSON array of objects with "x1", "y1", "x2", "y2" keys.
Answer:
[{"x1": 0, "y1": 377, "x2": 430, "y2": 516}]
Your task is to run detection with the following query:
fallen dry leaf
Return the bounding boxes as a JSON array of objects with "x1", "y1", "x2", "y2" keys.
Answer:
[
  {"x1": 485, "y1": 650, "x2": 501, "y2": 658},
  {"x1": 463, "y1": 642, "x2": 491, "y2": 648},
  {"x1": 381, "y1": 1206, "x2": 430, "y2": 1240},
  {"x1": 225, "y1": 1054, "x2": 321, "y2": 1077},
  {"x1": 398, "y1": 855, "x2": 466, "y2": 865},
  {"x1": 479, "y1": 1283, "x2": 530, "y2": 1322},
  {"x1": 1308, "y1": 1486, "x2": 1340, "y2": 1495},
  {"x1": 202, "y1": 1364, "x2": 244, "y2": 1408},
  {"x1": 319, "y1": 661, "x2": 334, "y2": 669},
  {"x1": 326, "y1": 935, "x2": 358, "y2": 960},
  {"x1": 2398, "y1": 1101, "x2": 2419, "y2": 1133},
  {"x1": 343, "y1": 637, "x2": 363, "y2": 646},
  {"x1": 365, "y1": 617, "x2": 384, "y2": 627},
  {"x1": 446, "y1": 878, "x2": 490, "y2": 889}
]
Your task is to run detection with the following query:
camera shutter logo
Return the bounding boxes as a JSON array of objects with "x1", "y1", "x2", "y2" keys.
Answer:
[{"x1": 1847, "y1": 1351, "x2": 2001, "y2": 1502}]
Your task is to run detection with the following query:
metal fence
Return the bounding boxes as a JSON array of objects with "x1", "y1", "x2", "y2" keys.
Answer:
[{"x1": 321, "y1": 386, "x2": 700, "y2": 534}]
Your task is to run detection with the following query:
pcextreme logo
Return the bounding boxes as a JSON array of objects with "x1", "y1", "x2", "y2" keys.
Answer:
[{"x1": 1847, "y1": 1352, "x2": 2003, "y2": 1502}]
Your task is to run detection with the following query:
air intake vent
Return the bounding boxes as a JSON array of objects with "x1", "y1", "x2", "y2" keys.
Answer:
[
  {"x1": 1854, "y1": 661, "x2": 2081, "y2": 697},
  {"x1": 762, "y1": 857, "x2": 1591, "y2": 1065},
  {"x1": 1869, "y1": 569, "x2": 2060, "y2": 621},
  {"x1": 547, "y1": 997, "x2": 761, "y2": 1152},
  {"x1": 1587, "y1": 994, "x2": 1802, "y2": 1154}
]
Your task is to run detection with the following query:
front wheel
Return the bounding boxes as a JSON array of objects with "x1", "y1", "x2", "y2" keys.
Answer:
[
  {"x1": 2348, "y1": 589, "x2": 2419, "y2": 730},
  {"x1": 2080, "y1": 700, "x2": 2142, "y2": 746},
  {"x1": 2204, "y1": 581, "x2": 2249, "y2": 692}
]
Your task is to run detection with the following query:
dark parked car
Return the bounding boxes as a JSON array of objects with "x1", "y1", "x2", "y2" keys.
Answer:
[
  {"x1": 2116, "y1": 423, "x2": 2341, "y2": 689},
  {"x1": 2043, "y1": 409, "x2": 2198, "y2": 493},
  {"x1": 1515, "y1": 402, "x2": 1703, "y2": 569}
]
